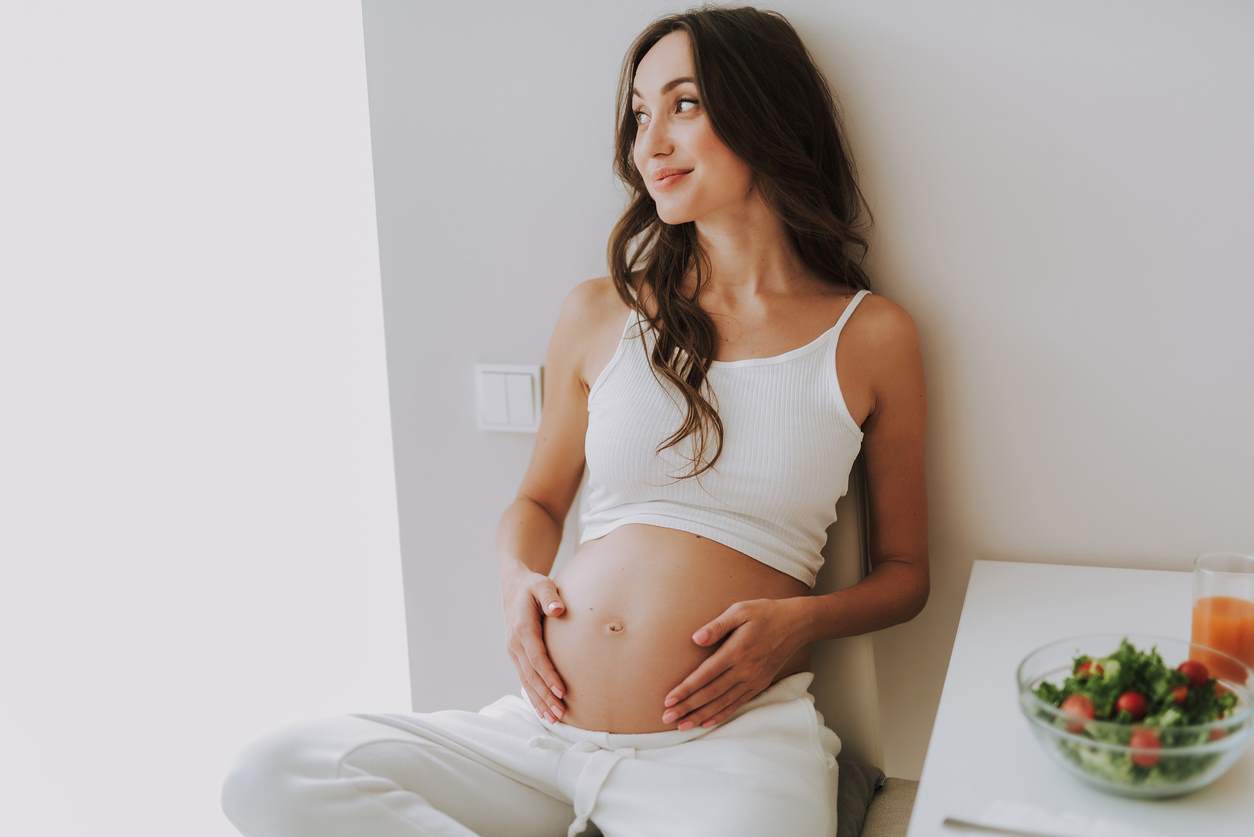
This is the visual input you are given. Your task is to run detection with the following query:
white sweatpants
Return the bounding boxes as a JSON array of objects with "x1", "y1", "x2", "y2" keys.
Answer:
[{"x1": 220, "y1": 671, "x2": 842, "y2": 837}]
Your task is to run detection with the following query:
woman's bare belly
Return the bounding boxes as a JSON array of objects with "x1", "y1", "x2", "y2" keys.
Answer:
[{"x1": 542, "y1": 523, "x2": 814, "y2": 733}]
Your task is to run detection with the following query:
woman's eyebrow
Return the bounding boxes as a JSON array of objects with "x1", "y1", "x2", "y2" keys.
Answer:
[{"x1": 631, "y1": 76, "x2": 695, "y2": 99}]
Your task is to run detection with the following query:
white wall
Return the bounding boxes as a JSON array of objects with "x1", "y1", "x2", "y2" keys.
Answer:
[
  {"x1": 367, "y1": 0, "x2": 1254, "y2": 782},
  {"x1": 0, "y1": 2, "x2": 407, "y2": 834}
]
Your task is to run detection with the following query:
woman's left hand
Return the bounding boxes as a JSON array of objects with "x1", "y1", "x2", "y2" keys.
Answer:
[{"x1": 661, "y1": 596, "x2": 811, "y2": 730}]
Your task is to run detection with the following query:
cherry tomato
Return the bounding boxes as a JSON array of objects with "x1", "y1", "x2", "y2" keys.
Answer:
[
  {"x1": 1060, "y1": 693, "x2": 1095, "y2": 733},
  {"x1": 1177, "y1": 659, "x2": 1209, "y2": 687},
  {"x1": 1208, "y1": 728, "x2": 1227, "y2": 742},
  {"x1": 1170, "y1": 685, "x2": 1189, "y2": 704},
  {"x1": 1115, "y1": 690, "x2": 1148, "y2": 720},
  {"x1": 1128, "y1": 727, "x2": 1161, "y2": 768},
  {"x1": 1076, "y1": 660, "x2": 1104, "y2": 679}
]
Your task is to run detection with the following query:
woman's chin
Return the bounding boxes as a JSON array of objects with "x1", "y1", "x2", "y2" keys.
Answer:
[{"x1": 655, "y1": 203, "x2": 697, "y2": 225}]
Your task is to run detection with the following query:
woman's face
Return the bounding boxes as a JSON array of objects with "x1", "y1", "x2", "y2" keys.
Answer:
[{"x1": 631, "y1": 30, "x2": 753, "y2": 225}]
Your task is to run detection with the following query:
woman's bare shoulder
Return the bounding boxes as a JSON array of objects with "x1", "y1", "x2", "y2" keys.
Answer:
[
  {"x1": 851, "y1": 290, "x2": 916, "y2": 342},
  {"x1": 563, "y1": 276, "x2": 640, "y2": 392},
  {"x1": 587, "y1": 273, "x2": 650, "y2": 319}
]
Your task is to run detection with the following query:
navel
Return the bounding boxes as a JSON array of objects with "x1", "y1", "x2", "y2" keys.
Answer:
[{"x1": 604, "y1": 620, "x2": 626, "y2": 635}]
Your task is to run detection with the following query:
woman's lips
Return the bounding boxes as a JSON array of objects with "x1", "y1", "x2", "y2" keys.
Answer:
[{"x1": 654, "y1": 170, "x2": 692, "y2": 190}]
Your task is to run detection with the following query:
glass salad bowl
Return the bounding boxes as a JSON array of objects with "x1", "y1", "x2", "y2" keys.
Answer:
[{"x1": 1016, "y1": 633, "x2": 1252, "y2": 798}]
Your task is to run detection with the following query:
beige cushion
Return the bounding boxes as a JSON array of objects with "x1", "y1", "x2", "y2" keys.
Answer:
[{"x1": 858, "y1": 777, "x2": 919, "y2": 837}]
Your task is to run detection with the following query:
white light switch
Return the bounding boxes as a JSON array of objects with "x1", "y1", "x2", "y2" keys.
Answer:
[
  {"x1": 505, "y1": 373, "x2": 535, "y2": 425},
  {"x1": 475, "y1": 363, "x2": 542, "y2": 432}
]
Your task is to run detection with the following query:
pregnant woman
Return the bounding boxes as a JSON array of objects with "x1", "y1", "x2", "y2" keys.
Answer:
[{"x1": 221, "y1": 7, "x2": 928, "y2": 837}]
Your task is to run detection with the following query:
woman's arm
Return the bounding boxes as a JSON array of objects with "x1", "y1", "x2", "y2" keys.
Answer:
[
  {"x1": 798, "y1": 298, "x2": 930, "y2": 645},
  {"x1": 497, "y1": 496, "x2": 563, "y2": 596},
  {"x1": 794, "y1": 558, "x2": 928, "y2": 646},
  {"x1": 498, "y1": 279, "x2": 603, "y2": 597}
]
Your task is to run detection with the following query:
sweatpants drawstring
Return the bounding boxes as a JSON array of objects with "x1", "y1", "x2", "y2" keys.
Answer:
[{"x1": 527, "y1": 735, "x2": 638, "y2": 836}]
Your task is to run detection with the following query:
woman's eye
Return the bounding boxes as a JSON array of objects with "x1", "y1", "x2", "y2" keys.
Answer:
[{"x1": 633, "y1": 97, "x2": 699, "y2": 125}]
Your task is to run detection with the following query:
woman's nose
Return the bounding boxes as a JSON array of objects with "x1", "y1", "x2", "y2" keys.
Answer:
[{"x1": 636, "y1": 122, "x2": 672, "y2": 162}]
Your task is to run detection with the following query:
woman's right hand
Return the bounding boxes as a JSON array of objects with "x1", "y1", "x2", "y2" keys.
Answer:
[{"x1": 502, "y1": 570, "x2": 568, "y2": 723}]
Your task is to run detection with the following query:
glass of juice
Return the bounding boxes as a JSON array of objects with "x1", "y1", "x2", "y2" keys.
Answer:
[{"x1": 1190, "y1": 552, "x2": 1254, "y2": 684}]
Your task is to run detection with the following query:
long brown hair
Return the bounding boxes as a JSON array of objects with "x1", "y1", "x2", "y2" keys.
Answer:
[{"x1": 607, "y1": 4, "x2": 876, "y2": 480}]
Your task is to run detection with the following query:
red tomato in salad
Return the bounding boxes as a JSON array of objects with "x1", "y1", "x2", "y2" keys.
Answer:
[
  {"x1": 1115, "y1": 691, "x2": 1148, "y2": 720},
  {"x1": 1177, "y1": 659, "x2": 1209, "y2": 686},
  {"x1": 1208, "y1": 728, "x2": 1227, "y2": 741},
  {"x1": 1170, "y1": 685, "x2": 1189, "y2": 704},
  {"x1": 1128, "y1": 727, "x2": 1161, "y2": 768},
  {"x1": 1060, "y1": 693, "x2": 1095, "y2": 733},
  {"x1": 1076, "y1": 660, "x2": 1104, "y2": 679}
]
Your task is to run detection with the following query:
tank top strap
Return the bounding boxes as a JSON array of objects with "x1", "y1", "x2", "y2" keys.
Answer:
[
  {"x1": 827, "y1": 289, "x2": 872, "y2": 343},
  {"x1": 622, "y1": 281, "x2": 648, "y2": 343},
  {"x1": 619, "y1": 290, "x2": 643, "y2": 342}
]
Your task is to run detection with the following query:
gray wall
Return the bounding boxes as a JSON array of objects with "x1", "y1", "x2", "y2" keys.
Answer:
[{"x1": 365, "y1": 0, "x2": 1254, "y2": 779}]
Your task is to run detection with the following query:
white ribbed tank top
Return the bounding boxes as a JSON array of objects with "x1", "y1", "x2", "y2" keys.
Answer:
[{"x1": 579, "y1": 287, "x2": 871, "y2": 588}]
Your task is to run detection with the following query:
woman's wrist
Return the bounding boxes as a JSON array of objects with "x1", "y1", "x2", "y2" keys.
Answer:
[
  {"x1": 778, "y1": 594, "x2": 820, "y2": 647},
  {"x1": 499, "y1": 559, "x2": 537, "y2": 599}
]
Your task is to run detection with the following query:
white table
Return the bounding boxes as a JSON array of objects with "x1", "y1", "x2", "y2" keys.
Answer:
[{"x1": 907, "y1": 560, "x2": 1253, "y2": 837}]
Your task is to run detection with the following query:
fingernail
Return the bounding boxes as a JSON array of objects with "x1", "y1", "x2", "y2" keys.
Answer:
[
  {"x1": 550, "y1": 705, "x2": 563, "y2": 719},
  {"x1": 662, "y1": 710, "x2": 677, "y2": 723},
  {"x1": 677, "y1": 721, "x2": 694, "y2": 731},
  {"x1": 548, "y1": 602, "x2": 562, "y2": 613},
  {"x1": 553, "y1": 686, "x2": 565, "y2": 699}
]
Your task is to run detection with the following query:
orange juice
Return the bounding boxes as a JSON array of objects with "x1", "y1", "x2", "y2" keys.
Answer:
[{"x1": 1190, "y1": 595, "x2": 1254, "y2": 684}]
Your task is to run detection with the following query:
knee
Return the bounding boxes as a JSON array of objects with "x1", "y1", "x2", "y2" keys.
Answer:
[{"x1": 219, "y1": 719, "x2": 331, "y2": 834}]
